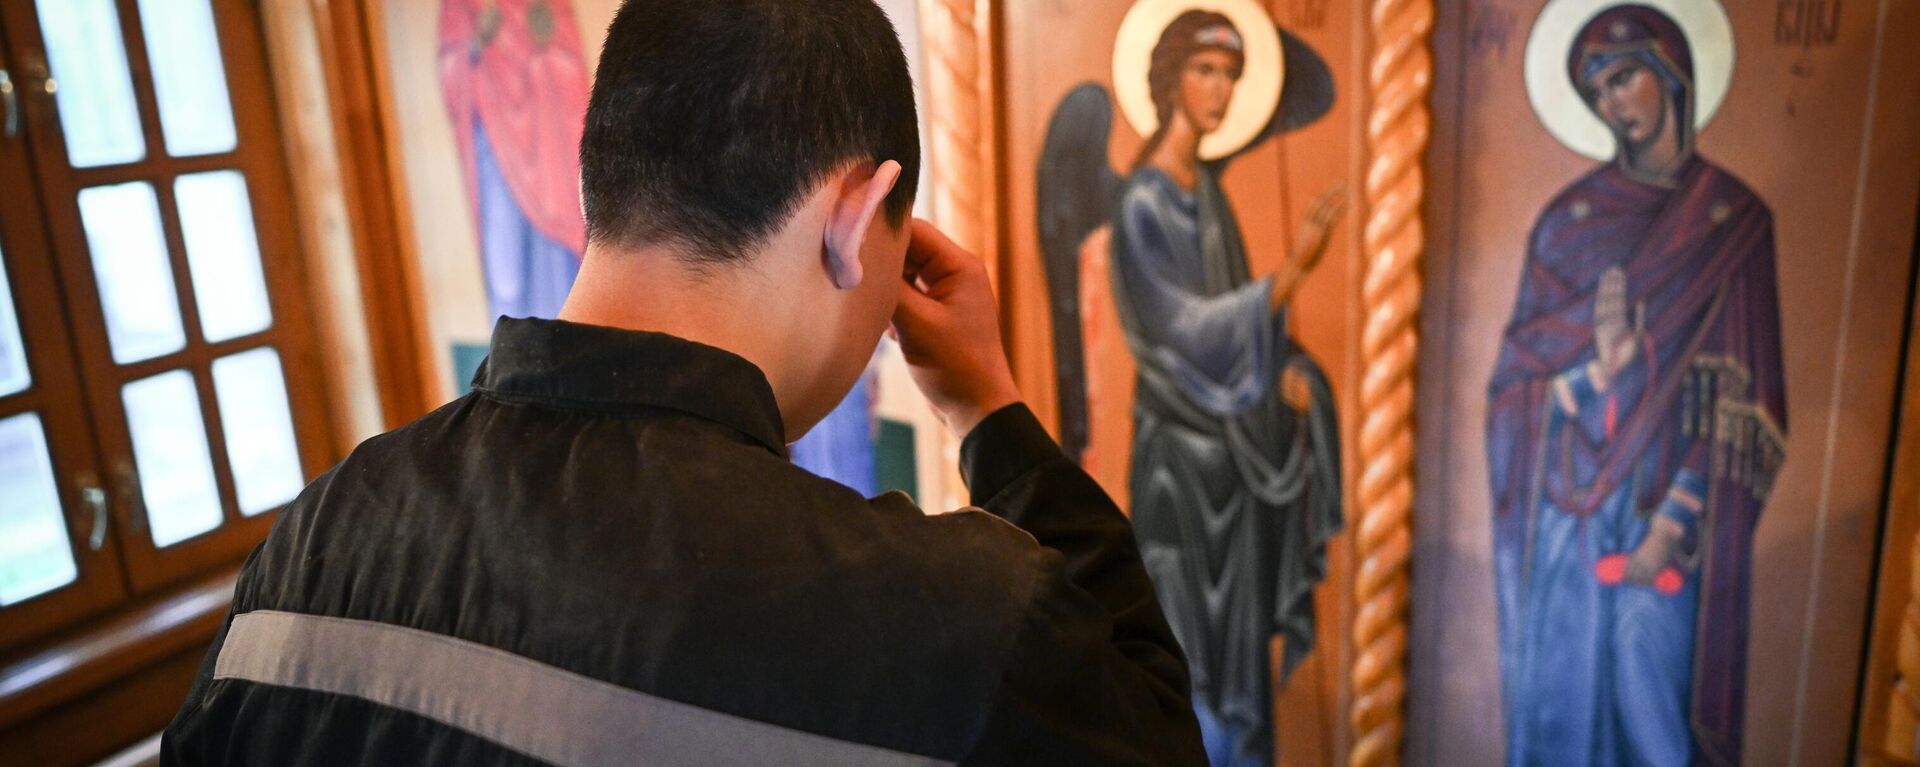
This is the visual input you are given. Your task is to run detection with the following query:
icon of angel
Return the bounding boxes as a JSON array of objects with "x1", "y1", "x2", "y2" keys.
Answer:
[{"x1": 1034, "y1": 2, "x2": 1347, "y2": 763}]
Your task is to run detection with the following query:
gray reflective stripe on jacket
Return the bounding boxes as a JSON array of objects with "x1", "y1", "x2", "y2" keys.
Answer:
[{"x1": 213, "y1": 610, "x2": 953, "y2": 767}]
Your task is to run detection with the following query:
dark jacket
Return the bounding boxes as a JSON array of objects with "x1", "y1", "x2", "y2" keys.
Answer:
[{"x1": 162, "y1": 318, "x2": 1204, "y2": 766}]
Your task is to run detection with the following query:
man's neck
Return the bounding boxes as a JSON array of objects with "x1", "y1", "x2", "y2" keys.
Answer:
[{"x1": 558, "y1": 242, "x2": 807, "y2": 427}]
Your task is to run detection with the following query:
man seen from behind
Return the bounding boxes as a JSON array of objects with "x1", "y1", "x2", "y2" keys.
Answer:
[{"x1": 162, "y1": 1, "x2": 1206, "y2": 764}]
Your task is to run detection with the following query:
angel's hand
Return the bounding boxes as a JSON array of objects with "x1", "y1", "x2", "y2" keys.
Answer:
[
  {"x1": 1271, "y1": 186, "x2": 1347, "y2": 311},
  {"x1": 1291, "y1": 184, "x2": 1348, "y2": 272}
]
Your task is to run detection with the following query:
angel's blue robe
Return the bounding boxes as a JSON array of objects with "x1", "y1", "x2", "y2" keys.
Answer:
[{"x1": 1109, "y1": 166, "x2": 1341, "y2": 767}]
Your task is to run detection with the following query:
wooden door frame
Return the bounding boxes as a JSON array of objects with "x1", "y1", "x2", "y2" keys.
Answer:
[{"x1": 256, "y1": 0, "x2": 439, "y2": 439}]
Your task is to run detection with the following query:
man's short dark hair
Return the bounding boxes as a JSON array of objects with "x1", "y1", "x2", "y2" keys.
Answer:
[{"x1": 580, "y1": 0, "x2": 921, "y2": 263}]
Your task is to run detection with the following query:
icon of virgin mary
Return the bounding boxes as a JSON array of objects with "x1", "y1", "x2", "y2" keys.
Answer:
[
  {"x1": 1488, "y1": 3, "x2": 1786, "y2": 764},
  {"x1": 1036, "y1": 2, "x2": 1344, "y2": 763}
]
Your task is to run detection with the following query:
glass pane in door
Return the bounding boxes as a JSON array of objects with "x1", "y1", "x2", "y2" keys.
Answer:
[
  {"x1": 134, "y1": 0, "x2": 238, "y2": 156},
  {"x1": 122, "y1": 370, "x2": 223, "y2": 546},
  {"x1": 176, "y1": 171, "x2": 272, "y2": 341},
  {"x1": 211, "y1": 348, "x2": 303, "y2": 515},
  {"x1": 0, "y1": 413, "x2": 78, "y2": 606},
  {"x1": 33, "y1": 0, "x2": 146, "y2": 167},
  {"x1": 78, "y1": 182, "x2": 186, "y2": 364},
  {"x1": 0, "y1": 246, "x2": 29, "y2": 397}
]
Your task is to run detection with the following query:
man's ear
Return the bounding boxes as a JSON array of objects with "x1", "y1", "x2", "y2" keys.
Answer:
[{"x1": 823, "y1": 160, "x2": 903, "y2": 290}]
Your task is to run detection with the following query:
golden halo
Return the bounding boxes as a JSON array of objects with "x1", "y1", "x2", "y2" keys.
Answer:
[
  {"x1": 1111, "y1": 0, "x2": 1283, "y2": 161},
  {"x1": 1524, "y1": 0, "x2": 1734, "y2": 161}
]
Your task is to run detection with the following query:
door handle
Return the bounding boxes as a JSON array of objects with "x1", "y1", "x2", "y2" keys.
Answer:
[
  {"x1": 75, "y1": 470, "x2": 109, "y2": 550},
  {"x1": 0, "y1": 69, "x2": 17, "y2": 138}
]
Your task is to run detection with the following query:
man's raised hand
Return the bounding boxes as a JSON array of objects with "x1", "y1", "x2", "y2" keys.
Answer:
[{"x1": 892, "y1": 219, "x2": 1021, "y2": 438}]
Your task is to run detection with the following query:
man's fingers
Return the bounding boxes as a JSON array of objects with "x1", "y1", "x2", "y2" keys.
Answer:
[
  {"x1": 902, "y1": 218, "x2": 940, "y2": 267},
  {"x1": 906, "y1": 219, "x2": 969, "y2": 279},
  {"x1": 891, "y1": 277, "x2": 942, "y2": 335}
]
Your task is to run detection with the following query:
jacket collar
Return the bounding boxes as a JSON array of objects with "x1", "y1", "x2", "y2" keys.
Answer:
[{"x1": 472, "y1": 317, "x2": 788, "y2": 455}]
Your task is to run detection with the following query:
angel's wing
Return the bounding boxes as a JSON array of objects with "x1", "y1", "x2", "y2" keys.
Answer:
[{"x1": 1037, "y1": 83, "x2": 1122, "y2": 463}]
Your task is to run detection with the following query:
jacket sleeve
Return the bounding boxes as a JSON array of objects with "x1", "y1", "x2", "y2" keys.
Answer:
[
  {"x1": 160, "y1": 539, "x2": 266, "y2": 766},
  {"x1": 956, "y1": 404, "x2": 1206, "y2": 766}
]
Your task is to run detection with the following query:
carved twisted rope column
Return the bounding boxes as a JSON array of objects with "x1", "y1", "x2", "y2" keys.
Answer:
[
  {"x1": 1349, "y1": 0, "x2": 1433, "y2": 764},
  {"x1": 917, "y1": 0, "x2": 998, "y2": 281},
  {"x1": 917, "y1": 0, "x2": 999, "y2": 510}
]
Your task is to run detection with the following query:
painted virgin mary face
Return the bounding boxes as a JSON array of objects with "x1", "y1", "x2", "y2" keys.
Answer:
[
  {"x1": 1178, "y1": 49, "x2": 1242, "y2": 137},
  {"x1": 1583, "y1": 57, "x2": 1669, "y2": 148}
]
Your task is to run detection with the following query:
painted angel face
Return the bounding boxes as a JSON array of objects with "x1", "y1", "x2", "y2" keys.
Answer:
[
  {"x1": 1583, "y1": 57, "x2": 1668, "y2": 148},
  {"x1": 1179, "y1": 49, "x2": 1242, "y2": 137}
]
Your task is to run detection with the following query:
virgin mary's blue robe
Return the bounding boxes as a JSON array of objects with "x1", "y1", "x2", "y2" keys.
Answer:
[{"x1": 1488, "y1": 155, "x2": 1786, "y2": 766}]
